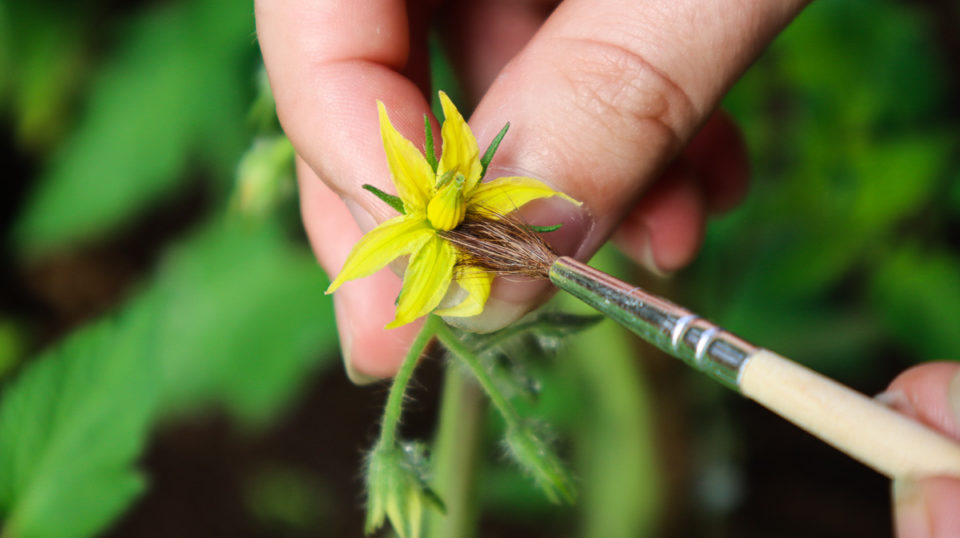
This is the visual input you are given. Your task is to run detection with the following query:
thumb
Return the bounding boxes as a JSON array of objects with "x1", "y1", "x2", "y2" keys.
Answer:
[
  {"x1": 455, "y1": 0, "x2": 809, "y2": 331},
  {"x1": 884, "y1": 363, "x2": 960, "y2": 537}
]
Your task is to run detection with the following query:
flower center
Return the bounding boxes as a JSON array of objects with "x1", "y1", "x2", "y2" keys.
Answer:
[{"x1": 427, "y1": 173, "x2": 466, "y2": 231}]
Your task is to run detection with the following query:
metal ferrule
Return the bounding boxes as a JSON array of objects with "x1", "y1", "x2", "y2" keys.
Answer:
[{"x1": 548, "y1": 256, "x2": 756, "y2": 390}]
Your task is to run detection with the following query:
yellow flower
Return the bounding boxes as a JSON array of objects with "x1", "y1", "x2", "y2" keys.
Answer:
[{"x1": 326, "y1": 92, "x2": 579, "y2": 328}]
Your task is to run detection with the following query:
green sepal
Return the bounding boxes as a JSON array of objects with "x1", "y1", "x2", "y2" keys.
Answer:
[
  {"x1": 363, "y1": 184, "x2": 406, "y2": 215},
  {"x1": 424, "y1": 115, "x2": 438, "y2": 173},
  {"x1": 479, "y1": 122, "x2": 510, "y2": 179},
  {"x1": 529, "y1": 223, "x2": 562, "y2": 233}
]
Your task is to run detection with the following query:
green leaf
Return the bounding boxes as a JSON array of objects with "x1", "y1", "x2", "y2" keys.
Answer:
[
  {"x1": 362, "y1": 184, "x2": 406, "y2": 215},
  {"x1": 0, "y1": 305, "x2": 158, "y2": 538},
  {"x1": 3, "y1": 3, "x2": 89, "y2": 150},
  {"x1": 870, "y1": 246, "x2": 960, "y2": 361},
  {"x1": 479, "y1": 122, "x2": 509, "y2": 179},
  {"x1": 424, "y1": 115, "x2": 438, "y2": 173},
  {"x1": 15, "y1": 0, "x2": 254, "y2": 251},
  {"x1": 248, "y1": 67, "x2": 281, "y2": 134},
  {"x1": 149, "y1": 216, "x2": 337, "y2": 425}
]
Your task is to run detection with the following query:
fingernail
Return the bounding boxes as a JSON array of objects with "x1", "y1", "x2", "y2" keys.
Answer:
[
  {"x1": 443, "y1": 295, "x2": 538, "y2": 334},
  {"x1": 483, "y1": 165, "x2": 595, "y2": 260},
  {"x1": 948, "y1": 369, "x2": 960, "y2": 426},
  {"x1": 875, "y1": 389, "x2": 916, "y2": 416},
  {"x1": 344, "y1": 360, "x2": 379, "y2": 385},
  {"x1": 893, "y1": 478, "x2": 932, "y2": 538},
  {"x1": 343, "y1": 198, "x2": 381, "y2": 233},
  {"x1": 522, "y1": 196, "x2": 594, "y2": 259},
  {"x1": 334, "y1": 294, "x2": 379, "y2": 386},
  {"x1": 637, "y1": 224, "x2": 671, "y2": 278}
]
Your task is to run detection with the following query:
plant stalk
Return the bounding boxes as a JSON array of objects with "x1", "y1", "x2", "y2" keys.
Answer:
[
  {"x1": 426, "y1": 364, "x2": 485, "y2": 538},
  {"x1": 378, "y1": 316, "x2": 441, "y2": 448}
]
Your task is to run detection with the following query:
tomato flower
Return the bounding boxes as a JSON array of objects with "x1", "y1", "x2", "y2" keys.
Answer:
[{"x1": 326, "y1": 92, "x2": 579, "y2": 328}]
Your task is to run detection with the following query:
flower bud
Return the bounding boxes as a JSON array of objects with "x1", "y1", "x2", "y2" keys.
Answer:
[
  {"x1": 365, "y1": 442, "x2": 444, "y2": 538},
  {"x1": 427, "y1": 174, "x2": 466, "y2": 231},
  {"x1": 231, "y1": 135, "x2": 295, "y2": 217}
]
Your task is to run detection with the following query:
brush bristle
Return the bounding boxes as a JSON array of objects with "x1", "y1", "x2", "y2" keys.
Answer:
[{"x1": 440, "y1": 211, "x2": 558, "y2": 279}]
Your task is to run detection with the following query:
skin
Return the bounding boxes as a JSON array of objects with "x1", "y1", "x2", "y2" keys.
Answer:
[
  {"x1": 257, "y1": 2, "x2": 959, "y2": 535},
  {"x1": 886, "y1": 363, "x2": 960, "y2": 538},
  {"x1": 256, "y1": 0, "x2": 803, "y2": 379}
]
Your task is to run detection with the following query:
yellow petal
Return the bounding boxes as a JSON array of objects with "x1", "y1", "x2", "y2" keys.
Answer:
[
  {"x1": 426, "y1": 174, "x2": 466, "y2": 231},
  {"x1": 378, "y1": 101, "x2": 435, "y2": 211},
  {"x1": 387, "y1": 236, "x2": 457, "y2": 328},
  {"x1": 466, "y1": 176, "x2": 581, "y2": 216},
  {"x1": 325, "y1": 213, "x2": 432, "y2": 294},
  {"x1": 434, "y1": 266, "x2": 493, "y2": 318},
  {"x1": 437, "y1": 91, "x2": 483, "y2": 194}
]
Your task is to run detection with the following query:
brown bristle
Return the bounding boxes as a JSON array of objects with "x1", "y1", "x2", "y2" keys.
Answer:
[{"x1": 440, "y1": 211, "x2": 559, "y2": 279}]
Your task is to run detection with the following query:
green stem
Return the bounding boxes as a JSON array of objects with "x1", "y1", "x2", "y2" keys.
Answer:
[
  {"x1": 426, "y1": 365, "x2": 485, "y2": 538},
  {"x1": 434, "y1": 322, "x2": 520, "y2": 426},
  {"x1": 378, "y1": 316, "x2": 441, "y2": 448}
]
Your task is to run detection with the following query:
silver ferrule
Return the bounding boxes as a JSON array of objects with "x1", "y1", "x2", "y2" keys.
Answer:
[{"x1": 548, "y1": 256, "x2": 756, "y2": 390}]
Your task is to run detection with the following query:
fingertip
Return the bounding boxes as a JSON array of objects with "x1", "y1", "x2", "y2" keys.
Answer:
[
  {"x1": 884, "y1": 361, "x2": 960, "y2": 441},
  {"x1": 445, "y1": 284, "x2": 551, "y2": 334},
  {"x1": 612, "y1": 167, "x2": 706, "y2": 275},
  {"x1": 297, "y1": 159, "x2": 418, "y2": 382},
  {"x1": 332, "y1": 271, "x2": 424, "y2": 383},
  {"x1": 683, "y1": 111, "x2": 750, "y2": 214},
  {"x1": 894, "y1": 476, "x2": 960, "y2": 538},
  {"x1": 920, "y1": 477, "x2": 960, "y2": 537}
]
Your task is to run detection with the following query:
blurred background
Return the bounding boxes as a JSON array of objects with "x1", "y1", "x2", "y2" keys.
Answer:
[{"x1": 1, "y1": 0, "x2": 958, "y2": 536}]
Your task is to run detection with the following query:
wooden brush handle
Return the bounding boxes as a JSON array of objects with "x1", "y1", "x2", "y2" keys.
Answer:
[
  {"x1": 550, "y1": 256, "x2": 960, "y2": 479},
  {"x1": 740, "y1": 350, "x2": 960, "y2": 479}
]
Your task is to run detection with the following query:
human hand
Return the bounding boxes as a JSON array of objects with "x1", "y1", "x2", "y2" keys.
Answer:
[
  {"x1": 883, "y1": 362, "x2": 960, "y2": 537},
  {"x1": 255, "y1": 0, "x2": 810, "y2": 382}
]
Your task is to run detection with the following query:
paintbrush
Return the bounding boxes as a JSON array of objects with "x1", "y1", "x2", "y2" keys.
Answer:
[{"x1": 442, "y1": 213, "x2": 960, "y2": 479}]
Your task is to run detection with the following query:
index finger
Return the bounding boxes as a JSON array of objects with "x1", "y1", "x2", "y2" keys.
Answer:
[{"x1": 255, "y1": 0, "x2": 436, "y2": 228}]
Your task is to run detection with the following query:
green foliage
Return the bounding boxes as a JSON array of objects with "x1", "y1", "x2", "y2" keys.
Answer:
[
  {"x1": 0, "y1": 320, "x2": 27, "y2": 380},
  {"x1": 706, "y1": 0, "x2": 957, "y2": 379},
  {"x1": 0, "y1": 216, "x2": 337, "y2": 536},
  {"x1": 15, "y1": 0, "x2": 254, "y2": 251},
  {"x1": 231, "y1": 135, "x2": 296, "y2": 218},
  {"x1": 245, "y1": 465, "x2": 330, "y2": 532},
  {"x1": 557, "y1": 250, "x2": 662, "y2": 538},
  {"x1": 0, "y1": 1, "x2": 91, "y2": 149},
  {"x1": 0, "y1": 306, "x2": 158, "y2": 538},
  {"x1": 148, "y1": 217, "x2": 337, "y2": 425},
  {"x1": 871, "y1": 247, "x2": 960, "y2": 361}
]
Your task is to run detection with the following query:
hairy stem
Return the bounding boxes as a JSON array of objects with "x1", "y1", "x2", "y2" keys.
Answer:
[
  {"x1": 378, "y1": 316, "x2": 440, "y2": 448},
  {"x1": 434, "y1": 322, "x2": 520, "y2": 426}
]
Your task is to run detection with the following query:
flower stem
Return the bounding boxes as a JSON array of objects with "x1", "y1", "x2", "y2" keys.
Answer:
[
  {"x1": 434, "y1": 322, "x2": 520, "y2": 426},
  {"x1": 378, "y1": 316, "x2": 441, "y2": 448},
  {"x1": 426, "y1": 364, "x2": 485, "y2": 538}
]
